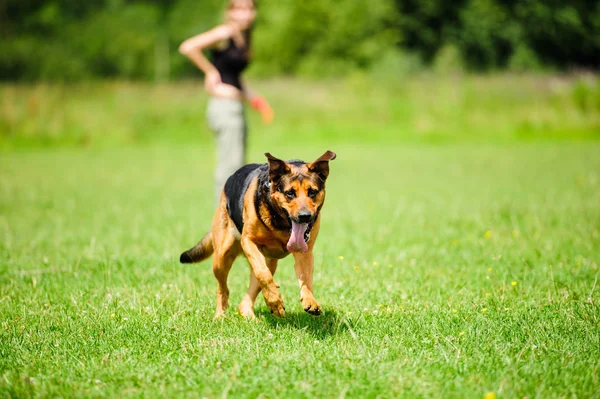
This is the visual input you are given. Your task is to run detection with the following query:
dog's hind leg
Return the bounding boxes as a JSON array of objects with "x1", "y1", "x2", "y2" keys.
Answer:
[
  {"x1": 238, "y1": 258, "x2": 278, "y2": 318},
  {"x1": 211, "y1": 222, "x2": 242, "y2": 318},
  {"x1": 212, "y1": 241, "x2": 241, "y2": 318}
]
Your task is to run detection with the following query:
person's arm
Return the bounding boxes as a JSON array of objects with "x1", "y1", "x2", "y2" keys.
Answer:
[
  {"x1": 240, "y1": 83, "x2": 259, "y2": 102},
  {"x1": 178, "y1": 25, "x2": 233, "y2": 92},
  {"x1": 241, "y1": 80, "x2": 274, "y2": 124}
]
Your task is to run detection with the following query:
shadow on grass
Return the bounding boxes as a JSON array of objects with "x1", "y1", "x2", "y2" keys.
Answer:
[{"x1": 256, "y1": 308, "x2": 357, "y2": 339}]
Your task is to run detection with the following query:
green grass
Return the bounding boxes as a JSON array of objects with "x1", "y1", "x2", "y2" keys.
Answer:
[
  {"x1": 1, "y1": 76, "x2": 600, "y2": 398},
  {"x1": 1, "y1": 74, "x2": 599, "y2": 149}
]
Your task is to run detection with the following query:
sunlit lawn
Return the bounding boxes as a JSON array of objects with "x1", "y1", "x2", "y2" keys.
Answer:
[{"x1": 1, "y1": 76, "x2": 599, "y2": 397}]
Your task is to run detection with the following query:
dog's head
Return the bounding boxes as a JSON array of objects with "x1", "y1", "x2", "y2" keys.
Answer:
[{"x1": 265, "y1": 150, "x2": 336, "y2": 252}]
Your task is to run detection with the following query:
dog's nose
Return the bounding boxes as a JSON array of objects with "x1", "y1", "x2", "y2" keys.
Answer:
[{"x1": 298, "y1": 211, "x2": 312, "y2": 224}]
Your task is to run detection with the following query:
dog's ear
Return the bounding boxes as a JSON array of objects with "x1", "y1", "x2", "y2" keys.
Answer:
[
  {"x1": 307, "y1": 150, "x2": 336, "y2": 182},
  {"x1": 265, "y1": 153, "x2": 290, "y2": 182}
]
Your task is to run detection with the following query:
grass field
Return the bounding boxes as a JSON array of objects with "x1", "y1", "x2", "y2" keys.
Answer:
[{"x1": 1, "y1": 75, "x2": 600, "y2": 398}]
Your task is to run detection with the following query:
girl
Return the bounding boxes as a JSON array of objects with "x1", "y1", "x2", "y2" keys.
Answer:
[{"x1": 179, "y1": 0, "x2": 273, "y2": 204}]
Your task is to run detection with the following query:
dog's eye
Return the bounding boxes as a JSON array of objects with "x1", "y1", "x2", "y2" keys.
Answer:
[
  {"x1": 307, "y1": 188, "x2": 319, "y2": 198},
  {"x1": 284, "y1": 189, "x2": 296, "y2": 199}
]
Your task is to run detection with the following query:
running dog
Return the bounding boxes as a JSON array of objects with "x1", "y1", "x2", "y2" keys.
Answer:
[{"x1": 180, "y1": 151, "x2": 336, "y2": 318}]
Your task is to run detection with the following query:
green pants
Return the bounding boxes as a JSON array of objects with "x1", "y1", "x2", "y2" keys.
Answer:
[{"x1": 207, "y1": 97, "x2": 247, "y2": 205}]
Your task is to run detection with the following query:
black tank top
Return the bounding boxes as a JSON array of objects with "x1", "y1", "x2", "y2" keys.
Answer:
[{"x1": 211, "y1": 33, "x2": 251, "y2": 91}]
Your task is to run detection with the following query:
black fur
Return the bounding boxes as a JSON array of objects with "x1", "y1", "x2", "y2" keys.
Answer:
[
  {"x1": 180, "y1": 252, "x2": 193, "y2": 263},
  {"x1": 224, "y1": 161, "x2": 301, "y2": 234},
  {"x1": 224, "y1": 163, "x2": 265, "y2": 233},
  {"x1": 224, "y1": 159, "x2": 318, "y2": 235},
  {"x1": 255, "y1": 171, "x2": 291, "y2": 232}
]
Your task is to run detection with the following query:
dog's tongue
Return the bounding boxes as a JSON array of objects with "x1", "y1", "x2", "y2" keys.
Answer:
[{"x1": 287, "y1": 222, "x2": 309, "y2": 253}]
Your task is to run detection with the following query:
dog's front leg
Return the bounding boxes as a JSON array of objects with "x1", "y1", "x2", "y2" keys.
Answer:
[
  {"x1": 241, "y1": 237, "x2": 285, "y2": 317},
  {"x1": 293, "y1": 252, "x2": 322, "y2": 316}
]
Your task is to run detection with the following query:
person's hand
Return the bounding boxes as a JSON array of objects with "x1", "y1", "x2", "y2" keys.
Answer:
[
  {"x1": 204, "y1": 70, "x2": 222, "y2": 93},
  {"x1": 250, "y1": 96, "x2": 274, "y2": 124}
]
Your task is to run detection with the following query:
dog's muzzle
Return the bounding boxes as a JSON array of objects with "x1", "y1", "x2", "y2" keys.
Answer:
[{"x1": 297, "y1": 210, "x2": 313, "y2": 224}]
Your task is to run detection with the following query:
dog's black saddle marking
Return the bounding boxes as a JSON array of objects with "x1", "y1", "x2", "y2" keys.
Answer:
[
  {"x1": 224, "y1": 163, "x2": 266, "y2": 234},
  {"x1": 224, "y1": 161, "x2": 316, "y2": 239}
]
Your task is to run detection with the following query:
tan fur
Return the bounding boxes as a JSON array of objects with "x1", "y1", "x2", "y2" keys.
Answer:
[{"x1": 181, "y1": 151, "x2": 335, "y2": 318}]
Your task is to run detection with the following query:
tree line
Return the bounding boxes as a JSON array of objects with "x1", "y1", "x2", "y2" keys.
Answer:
[{"x1": 1, "y1": 0, "x2": 598, "y2": 81}]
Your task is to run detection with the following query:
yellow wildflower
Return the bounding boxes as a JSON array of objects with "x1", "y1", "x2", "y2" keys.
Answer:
[
  {"x1": 338, "y1": 256, "x2": 344, "y2": 260},
  {"x1": 511, "y1": 281, "x2": 517, "y2": 286},
  {"x1": 484, "y1": 230, "x2": 492, "y2": 239}
]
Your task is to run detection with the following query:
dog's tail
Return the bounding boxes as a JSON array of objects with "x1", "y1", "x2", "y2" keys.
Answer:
[{"x1": 180, "y1": 232, "x2": 214, "y2": 264}]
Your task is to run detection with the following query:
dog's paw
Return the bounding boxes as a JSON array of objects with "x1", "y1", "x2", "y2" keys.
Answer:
[
  {"x1": 264, "y1": 295, "x2": 285, "y2": 317},
  {"x1": 213, "y1": 310, "x2": 227, "y2": 319},
  {"x1": 266, "y1": 298, "x2": 285, "y2": 317},
  {"x1": 238, "y1": 303, "x2": 256, "y2": 319},
  {"x1": 301, "y1": 297, "x2": 322, "y2": 316},
  {"x1": 263, "y1": 285, "x2": 285, "y2": 317}
]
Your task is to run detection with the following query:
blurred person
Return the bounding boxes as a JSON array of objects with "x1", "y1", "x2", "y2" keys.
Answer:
[{"x1": 179, "y1": 0, "x2": 273, "y2": 204}]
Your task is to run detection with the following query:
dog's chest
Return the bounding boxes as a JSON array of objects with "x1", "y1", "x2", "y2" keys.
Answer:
[{"x1": 256, "y1": 236, "x2": 290, "y2": 259}]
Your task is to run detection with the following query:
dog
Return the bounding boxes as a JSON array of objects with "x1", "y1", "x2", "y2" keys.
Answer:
[{"x1": 180, "y1": 151, "x2": 336, "y2": 318}]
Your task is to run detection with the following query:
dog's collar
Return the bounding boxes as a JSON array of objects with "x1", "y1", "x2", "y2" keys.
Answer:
[
  {"x1": 304, "y1": 206, "x2": 321, "y2": 243},
  {"x1": 304, "y1": 220, "x2": 314, "y2": 243}
]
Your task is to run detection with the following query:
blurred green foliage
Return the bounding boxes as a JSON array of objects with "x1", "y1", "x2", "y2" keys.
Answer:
[
  {"x1": 0, "y1": 0, "x2": 599, "y2": 81},
  {"x1": 1, "y1": 75, "x2": 598, "y2": 149}
]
